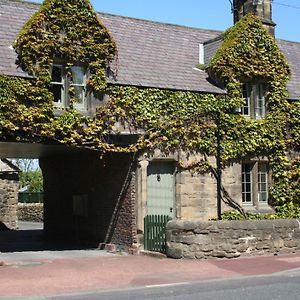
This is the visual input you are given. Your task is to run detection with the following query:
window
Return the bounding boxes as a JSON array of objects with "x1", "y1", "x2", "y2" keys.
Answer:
[
  {"x1": 241, "y1": 83, "x2": 266, "y2": 119},
  {"x1": 242, "y1": 162, "x2": 269, "y2": 206},
  {"x1": 258, "y1": 163, "x2": 268, "y2": 203},
  {"x1": 51, "y1": 64, "x2": 87, "y2": 110},
  {"x1": 242, "y1": 163, "x2": 252, "y2": 204}
]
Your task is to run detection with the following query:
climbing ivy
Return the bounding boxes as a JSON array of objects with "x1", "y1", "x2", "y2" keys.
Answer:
[
  {"x1": 0, "y1": 2, "x2": 299, "y2": 212},
  {"x1": 14, "y1": 0, "x2": 116, "y2": 95},
  {"x1": 1, "y1": 0, "x2": 117, "y2": 148},
  {"x1": 0, "y1": 75, "x2": 54, "y2": 142},
  {"x1": 209, "y1": 13, "x2": 299, "y2": 207}
]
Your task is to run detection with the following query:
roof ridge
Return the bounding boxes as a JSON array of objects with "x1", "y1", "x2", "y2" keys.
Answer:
[
  {"x1": 98, "y1": 11, "x2": 223, "y2": 34},
  {"x1": 2, "y1": 0, "x2": 300, "y2": 44},
  {"x1": 277, "y1": 38, "x2": 300, "y2": 45}
]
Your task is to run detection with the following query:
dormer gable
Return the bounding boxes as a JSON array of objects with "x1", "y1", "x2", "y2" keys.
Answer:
[
  {"x1": 14, "y1": 0, "x2": 117, "y2": 107},
  {"x1": 209, "y1": 13, "x2": 289, "y2": 88}
]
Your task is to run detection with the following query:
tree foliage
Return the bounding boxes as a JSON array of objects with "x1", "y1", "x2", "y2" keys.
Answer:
[
  {"x1": 10, "y1": 159, "x2": 43, "y2": 193},
  {"x1": 19, "y1": 170, "x2": 43, "y2": 193}
]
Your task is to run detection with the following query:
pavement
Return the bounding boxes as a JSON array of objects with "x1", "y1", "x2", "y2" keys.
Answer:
[{"x1": 0, "y1": 223, "x2": 300, "y2": 298}]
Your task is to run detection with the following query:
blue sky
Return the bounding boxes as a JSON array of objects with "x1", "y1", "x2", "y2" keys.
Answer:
[{"x1": 30, "y1": 0, "x2": 300, "y2": 42}]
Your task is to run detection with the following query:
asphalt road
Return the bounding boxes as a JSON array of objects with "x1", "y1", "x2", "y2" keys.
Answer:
[
  {"x1": 6, "y1": 268, "x2": 297, "y2": 300},
  {"x1": 53, "y1": 270, "x2": 300, "y2": 300}
]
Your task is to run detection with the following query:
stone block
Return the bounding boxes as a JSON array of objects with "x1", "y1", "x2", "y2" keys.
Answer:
[
  {"x1": 253, "y1": 220, "x2": 274, "y2": 230},
  {"x1": 236, "y1": 244, "x2": 249, "y2": 253},
  {"x1": 292, "y1": 229, "x2": 300, "y2": 239},
  {"x1": 284, "y1": 240, "x2": 298, "y2": 248},
  {"x1": 195, "y1": 252, "x2": 206, "y2": 259},
  {"x1": 218, "y1": 243, "x2": 233, "y2": 252},
  {"x1": 182, "y1": 251, "x2": 196, "y2": 259},
  {"x1": 274, "y1": 219, "x2": 299, "y2": 229},
  {"x1": 225, "y1": 252, "x2": 241, "y2": 258},
  {"x1": 200, "y1": 245, "x2": 214, "y2": 252},
  {"x1": 212, "y1": 250, "x2": 227, "y2": 258},
  {"x1": 189, "y1": 244, "x2": 201, "y2": 252},
  {"x1": 256, "y1": 241, "x2": 272, "y2": 250},
  {"x1": 272, "y1": 238, "x2": 284, "y2": 249},
  {"x1": 179, "y1": 235, "x2": 197, "y2": 245},
  {"x1": 194, "y1": 234, "x2": 211, "y2": 245},
  {"x1": 217, "y1": 221, "x2": 235, "y2": 229},
  {"x1": 194, "y1": 221, "x2": 210, "y2": 229},
  {"x1": 166, "y1": 242, "x2": 183, "y2": 259}
]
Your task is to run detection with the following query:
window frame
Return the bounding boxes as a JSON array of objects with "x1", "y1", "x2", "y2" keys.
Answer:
[
  {"x1": 241, "y1": 83, "x2": 266, "y2": 119},
  {"x1": 242, "y1": 161, "x2": 270, "y2": 207},
  {"x1": 51, "y1": 64, "x2": 66, "y2": 109},
  {"x1": 50, "y1": 63, "x2": 88, "y2": 111},
  {"x1": 69, "y1": 65, "x2": 88, "y2": 110}
]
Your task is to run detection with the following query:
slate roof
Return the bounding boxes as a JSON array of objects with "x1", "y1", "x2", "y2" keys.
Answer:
[
  {"x1": 0, "y1": 159, "x2": 20, "y2": 173},
  {"x1": 0, "y1": 0, "x2": 223, "y2": 94},
  {"x1": 278, "y1": 39, "x2": 300, "y2": 100},
  {"x1": 0, "y1": 0, "x2": 300, "y2": 99}
]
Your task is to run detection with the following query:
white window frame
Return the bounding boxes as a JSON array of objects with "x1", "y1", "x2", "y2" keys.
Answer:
[
  {"x1": 242, "y1": 163, "x2": 253, "y2": 204},
  {"x1": 70, "y1": 65, "x2": 87, "y2": 110},
  {"x1": 242, "y1": 161, "x2": 269, "y2": 206},
  {"x1": 258, "y1": 163, "x2": 269, "y2": 203},
  {"x1": 51, "y1": 64, "x2": 66, "y2": 109},
  {"x1": 241, "y1": 83, "x2": 266, "y2": 119}
]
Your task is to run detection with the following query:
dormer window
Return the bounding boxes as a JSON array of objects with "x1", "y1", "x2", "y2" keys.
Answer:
[
  {"x1": 51, "y1": 64, "x2": 87, "y2": 110},
  {"x1": 241, "y1": 83, "x2": 266, "y2": 119}
]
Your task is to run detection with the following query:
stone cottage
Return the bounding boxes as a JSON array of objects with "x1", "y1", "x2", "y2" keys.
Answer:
[
  {"x1": 0, "y1": 0, "x2": 299, "y2": 251},
  {"x1": 0, "y1": 159, "x2": 20, "y2": 229}
]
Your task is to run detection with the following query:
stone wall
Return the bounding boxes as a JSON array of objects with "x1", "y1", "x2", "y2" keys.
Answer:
[
  {"x1": 166, "y1": 219, "x2": 300, "y2": 259},
  {"x1": 18, "y1": 203, "x2": 43, "y2": 222},
  {"x1": 176, "y1": 160, "x2": 241, "y2": 221},
  {"x1": 0, "y1": 174, "x2": 19, "y2": 229}
]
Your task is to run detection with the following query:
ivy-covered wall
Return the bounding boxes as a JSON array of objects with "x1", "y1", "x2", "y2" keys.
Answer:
[
  {"x1": 0, "y1": 0, "x2": 299, "y2": 217},
  {"x1": 209, "y1": 14, "x2": 299, "y2": 212}
]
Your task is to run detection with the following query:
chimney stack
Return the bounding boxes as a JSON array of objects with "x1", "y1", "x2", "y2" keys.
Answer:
[{"x1": 232, "y1": 0, "x2": 276, "y2": 35}]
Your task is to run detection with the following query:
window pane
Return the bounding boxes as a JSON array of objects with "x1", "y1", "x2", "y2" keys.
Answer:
[
  {"x1": 258, "y1": 163, "x2": 268, "y2": 203},
  {"x1": 71, "y1": 66, "x2": 85, "y2": 85},
  {"x1": 255, "y1": 84, "x2": 266, "y2": 119},
  {"x1": 242, "y1": 164, "x2": 252, "y2": 203},
  {"x1": 51, "y1": 84, "x2": 63, "y2": 104},
  {"x1": 51, "y1": 65, "x2": 64, "y2": 106},
  {"x1": 73, "y1": 86, "x2": 85, "y2": 104},
  {"x1": 51, "y1": 65, "x2": 63, "y2": 83},
  {"x1": 241, "y1": 84, "x2": 251, "y2": 116},
  {"x1": 70, "y1": 66, "x2": 86, "y2": 108}
]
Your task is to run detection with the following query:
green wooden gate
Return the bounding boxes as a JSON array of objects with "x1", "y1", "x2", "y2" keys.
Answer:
[{"x1": 144, "y1": 214, "x2": 172, "y2": 252}]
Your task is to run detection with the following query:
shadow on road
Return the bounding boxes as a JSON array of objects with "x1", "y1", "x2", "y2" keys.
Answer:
[{"x1": 0, "y1": 226, "x2": 97, "y2": 253}]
